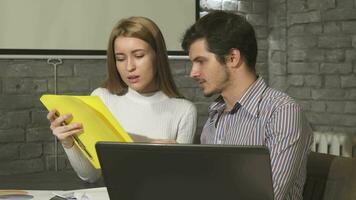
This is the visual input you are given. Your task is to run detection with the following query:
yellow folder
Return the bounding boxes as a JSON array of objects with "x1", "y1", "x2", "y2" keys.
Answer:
[{"x1": 40, "y1": 94, "x2": 133, "y2": 169}]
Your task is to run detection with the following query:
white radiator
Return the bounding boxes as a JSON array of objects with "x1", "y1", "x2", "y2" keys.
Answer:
[{"x1": 312, "y1": 132, "x2": 355, "y2": 157}]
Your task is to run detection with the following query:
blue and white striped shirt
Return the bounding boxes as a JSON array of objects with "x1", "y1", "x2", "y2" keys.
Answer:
[{"x1": 201, "y1": 77, "x2": 313, "y2": 200}]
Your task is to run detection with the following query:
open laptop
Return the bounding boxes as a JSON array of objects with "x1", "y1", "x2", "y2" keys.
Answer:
[{"x1": 96, "y1": 142, "x2": 274, "y2": 200}]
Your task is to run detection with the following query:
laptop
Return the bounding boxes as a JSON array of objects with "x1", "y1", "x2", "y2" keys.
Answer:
[{"x1": 96, "y1": 142, "x2": 274, "y2": 200}]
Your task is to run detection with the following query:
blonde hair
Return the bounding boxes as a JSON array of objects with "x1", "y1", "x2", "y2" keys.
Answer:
[{"x1": 103, "y1": 16, "x2": 182, "y2": 98}]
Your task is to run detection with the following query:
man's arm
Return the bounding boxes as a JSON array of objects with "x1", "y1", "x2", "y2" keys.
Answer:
[{"x1": 265, "y1": 103, "x2": 312, "y2": 200}]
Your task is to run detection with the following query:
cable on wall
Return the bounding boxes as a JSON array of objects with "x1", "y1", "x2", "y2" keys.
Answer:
[{"x1": 46, "y1": 58, "x2": 63, "y2": 172}]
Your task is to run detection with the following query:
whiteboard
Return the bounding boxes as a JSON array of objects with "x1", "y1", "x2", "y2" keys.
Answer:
[{"x1": 0, "y1": 0, "x2": 197, "y2": 55}]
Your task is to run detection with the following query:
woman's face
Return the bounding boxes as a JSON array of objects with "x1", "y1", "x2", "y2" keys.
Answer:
[{"x1": 114, "y1": 36, "x2": 158, "y2": 93}]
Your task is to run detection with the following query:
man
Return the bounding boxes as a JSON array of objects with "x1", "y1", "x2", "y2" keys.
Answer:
[{"x1": 181, "y1": 11, "x2": 313, "y2": 200}]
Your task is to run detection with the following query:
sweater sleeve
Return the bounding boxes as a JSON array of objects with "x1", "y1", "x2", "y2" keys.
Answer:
[
  {"x1": 64, "y1": 144, "x2": 101, "y2": 183},
  {"x1": 176, "y1": 102, "x2": 197, "y2": 144},
  {"x1": 91, "y1": 87, "x2": 105, "y2": 97},
  {"x1": 59, "y1": 87, "x2": 103, "y2": 183}
]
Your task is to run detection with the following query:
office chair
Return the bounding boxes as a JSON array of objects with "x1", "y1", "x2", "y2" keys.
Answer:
[{"x1": 303, "y1": 152, "x2": 356, "y2": 200}]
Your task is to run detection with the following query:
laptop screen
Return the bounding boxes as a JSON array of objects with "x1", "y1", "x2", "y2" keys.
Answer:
[{"x1": 96, "y1": 142, "x2": 274, "y2": 200}]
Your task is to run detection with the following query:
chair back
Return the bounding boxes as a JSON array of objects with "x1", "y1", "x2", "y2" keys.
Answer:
[{"x1": 303, "y1": 152, "x2": 356, "y2": 200}]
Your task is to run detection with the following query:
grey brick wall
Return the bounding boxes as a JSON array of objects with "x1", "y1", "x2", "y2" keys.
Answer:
[
  {"x1": 269, "y1": 0, "x2": 356, "y2": 134},
  {"x1": 0, "y1": 59, "x2": 100, "y2": 175},
  {"x1": 0, "y1": 0, "x2": 355, "y2": 175},
  {"x1": 0, "y1": 58, "x2": 196, "y2": 174}
]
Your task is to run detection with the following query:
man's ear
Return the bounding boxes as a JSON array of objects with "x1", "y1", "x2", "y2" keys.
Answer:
[{"x1": 226, "y1": 48, "x2": 241, "y2": 68}]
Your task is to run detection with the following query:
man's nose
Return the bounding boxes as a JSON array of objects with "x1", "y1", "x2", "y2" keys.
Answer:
[{"x1": 190, "y1": 64, "x2": 200, "y2": 79}]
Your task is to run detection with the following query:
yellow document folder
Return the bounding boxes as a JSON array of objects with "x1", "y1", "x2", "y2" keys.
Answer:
[{"x1": 40, "y1": 94, "x2": 133, "y2": 169}]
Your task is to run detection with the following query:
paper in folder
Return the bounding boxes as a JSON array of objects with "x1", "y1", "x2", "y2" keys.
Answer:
[{"x1": 40, "y1": 94, "x2": 133, "y2": 169}]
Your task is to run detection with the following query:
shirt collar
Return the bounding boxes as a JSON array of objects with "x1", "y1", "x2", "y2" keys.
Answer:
[
  {"x1": 208, "y1": 77, "x2": 267, "y2": 118},
  {"x1": 239, "y1": 76, "x2": 268, "y2": 118},
  {"x1": 208, "y1": 96, "x2": 225, "y2": 118}
]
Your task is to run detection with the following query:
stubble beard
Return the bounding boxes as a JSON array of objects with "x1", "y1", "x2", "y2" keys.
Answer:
[
  {"x1": 204, "y1": 69, "x2": 230, "y2": 97},
  {"x1": 203, "y1": 87, "x2": 220, "y2": 97}
]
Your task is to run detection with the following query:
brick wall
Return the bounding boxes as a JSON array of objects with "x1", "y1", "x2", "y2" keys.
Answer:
[
  {"x1": 0, "y1": 59, "x2": 107, "y2": 174},
  {"x1": 269, "y1": 0, "x2": 356, "y2": 133},
  {"x1": 0, "y1": 58, "x2": 196, "y2": 175}
]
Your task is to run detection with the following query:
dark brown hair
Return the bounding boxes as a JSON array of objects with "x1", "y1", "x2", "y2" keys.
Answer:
[{"x1": 182, "y1": 11, "x2": 257, "y2": 71}]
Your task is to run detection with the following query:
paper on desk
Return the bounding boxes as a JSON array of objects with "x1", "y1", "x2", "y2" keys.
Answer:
[
  {"x1": 23, "y1": 187, "x2": 109, "y2": 200},
  {"x1": 54, "y1": 187, "x2": 109, "y2": 200},
  {"x1": 53, "y1": 191, "x2": 89, "y2": 200}
]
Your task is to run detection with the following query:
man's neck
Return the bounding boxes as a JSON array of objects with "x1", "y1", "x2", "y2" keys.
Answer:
[{"x1": 221, "y1": 71, "x2": 257, "y2": 111}]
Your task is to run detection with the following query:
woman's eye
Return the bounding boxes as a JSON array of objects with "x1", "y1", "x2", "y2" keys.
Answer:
[
  {"x1": 135, "y1": 54, "x2": 144, "y2": 58},
  {"x1": 116, "y1": 57, "x2": 125, "y2": 62}
]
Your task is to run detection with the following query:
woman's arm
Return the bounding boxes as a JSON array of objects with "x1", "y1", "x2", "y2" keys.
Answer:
[
  {"x1": 47, "y1": 109, "x2": 101, "y2": 183},
  {"x1": 176, "y1": 103, "x2": 197, "y2": 144}
]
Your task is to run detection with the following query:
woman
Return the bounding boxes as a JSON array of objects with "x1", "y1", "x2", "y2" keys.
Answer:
[{"x1": 47, "y1": 16, "x2": 197, "y2": 183}]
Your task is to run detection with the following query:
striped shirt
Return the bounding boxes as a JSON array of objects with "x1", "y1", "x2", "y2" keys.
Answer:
[{"x1": 201, "y1": 77, "x2": 313, "y2": 200}]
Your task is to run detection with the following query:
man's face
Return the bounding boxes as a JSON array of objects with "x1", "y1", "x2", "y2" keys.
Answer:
[{"x1": 188, "y1": 39, "x2": 230, "y2": 97}]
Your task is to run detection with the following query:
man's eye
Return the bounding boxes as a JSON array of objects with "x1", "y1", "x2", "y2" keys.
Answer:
[{"x1": 196, "y1": 60, "x2": 204, "y2": 64}]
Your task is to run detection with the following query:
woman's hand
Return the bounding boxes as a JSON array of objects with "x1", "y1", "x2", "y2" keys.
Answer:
[
  {"x1": 150, "y1": 139, "x2": 177, "y2": 144},
  {"x1": 47, "y1": 109, "x2": 83, "y2": 149}
]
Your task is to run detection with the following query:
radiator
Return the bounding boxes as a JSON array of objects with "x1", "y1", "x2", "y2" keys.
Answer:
[{"x1": 312, "y1": 132, "x2": 355, "y2": 157}]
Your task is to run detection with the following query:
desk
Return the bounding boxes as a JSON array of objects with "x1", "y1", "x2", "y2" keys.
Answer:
[
  {"x1": 0, "y1": 170, "x2": 103, "y2": 190},
  {"x1": 24, "y1": 187, "x2": 109, "y2": 200},
  {"x1": 0, "y1": 170, "x2": 109, "y2": 199}
]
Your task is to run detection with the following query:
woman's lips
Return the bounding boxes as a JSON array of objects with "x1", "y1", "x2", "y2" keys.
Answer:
[{"x1": 128, "y1": 75, "x2": 140, "y2": 84}]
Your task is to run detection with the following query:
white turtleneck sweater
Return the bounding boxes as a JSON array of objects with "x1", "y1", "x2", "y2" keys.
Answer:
[{"x1": 64, "y1": 87, "x2": 197, "y2": 183}]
